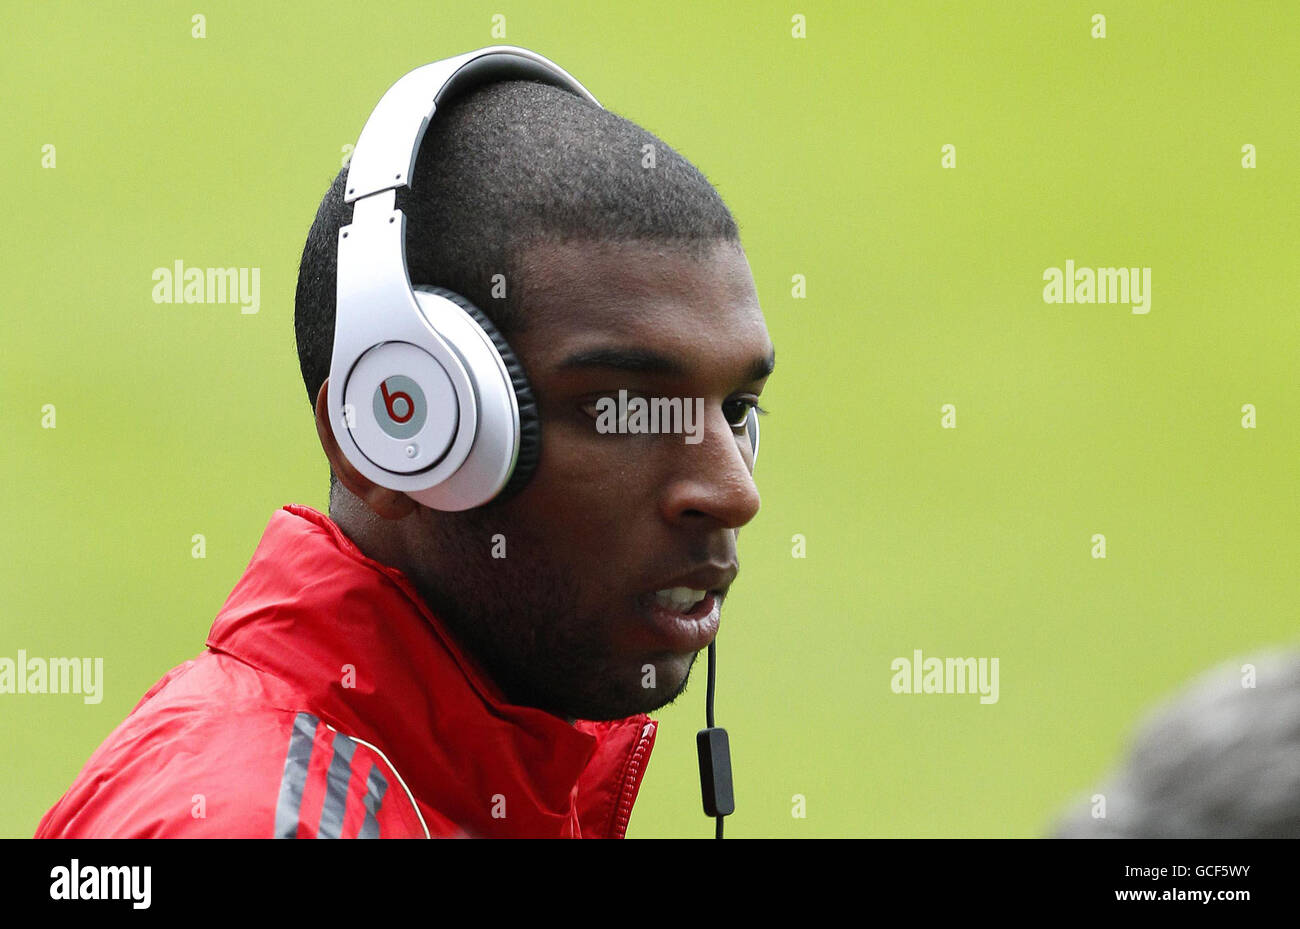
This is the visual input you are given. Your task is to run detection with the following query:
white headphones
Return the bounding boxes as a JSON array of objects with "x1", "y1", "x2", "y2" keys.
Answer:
[{"x1": 328, "y1": 45, "x2": 758, "y2": 512}]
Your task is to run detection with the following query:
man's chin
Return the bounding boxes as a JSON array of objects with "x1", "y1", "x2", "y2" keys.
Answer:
[{"x1": 558, "y1": 651, "x2": 700, "y2": 722}]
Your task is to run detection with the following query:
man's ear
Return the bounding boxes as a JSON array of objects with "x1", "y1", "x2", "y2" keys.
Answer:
[{"x1": 314, "y1": 378, "x2": 417, "y2": 520}]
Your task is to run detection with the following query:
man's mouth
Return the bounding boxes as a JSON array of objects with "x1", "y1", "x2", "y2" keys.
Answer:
[
  {"x1": 634, "y1": 589, "x2": 722, "y2": 651},
  {"x1": 631, "y1": 564, "x2": 736, "y2": 650},
  {"x1": 651, "y1": 587, "x2": 710, "y2": 613}
]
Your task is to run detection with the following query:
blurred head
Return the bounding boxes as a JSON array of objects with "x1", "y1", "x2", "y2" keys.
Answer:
[
  {"x1": 295, "y1": 80, "x2": 774, "y2": 720},
  {"x1": 1051, "y1": 650, "x2": 1300, "y2": 838}
]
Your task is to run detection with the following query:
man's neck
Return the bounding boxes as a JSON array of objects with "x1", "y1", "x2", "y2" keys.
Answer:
[{"x1": 329, "y1": 501, "x2": 581, "y2": 729}]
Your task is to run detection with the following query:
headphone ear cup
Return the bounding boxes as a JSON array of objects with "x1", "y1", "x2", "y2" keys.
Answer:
[
  {"x1": 415, "y1": 286, "x2": 541, "y2": 500},
  {"x1": 746, "y1": 406, "x2": 760, "y2": 468}
]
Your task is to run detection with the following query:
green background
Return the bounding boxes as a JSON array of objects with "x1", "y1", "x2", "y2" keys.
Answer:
[{"x1": 3, "y1": 0, "x2": 1297, "y2": 838}]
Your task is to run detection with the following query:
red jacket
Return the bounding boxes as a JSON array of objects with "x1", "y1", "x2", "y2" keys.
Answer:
[{"x1": 35, "y1": 504, "x2": 657, "y2": 838}]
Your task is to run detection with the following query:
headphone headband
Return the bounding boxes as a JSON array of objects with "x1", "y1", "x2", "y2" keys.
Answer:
[
  {"x1": 328, "y1": 47, "x2": 600, "y2": 510},
  {"x1": 344, "y1": 46, "x2": 599, "y2": 204}
]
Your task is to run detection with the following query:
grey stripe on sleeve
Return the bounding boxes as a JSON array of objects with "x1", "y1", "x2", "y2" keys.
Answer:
[
  {"x1": 358, "y1": 764, "x2": 390, "y2": 839},
  {"x1": 273, "y1": 712, "x2": 318, "y2": 839},
  {"x1": 317, "y1": 732, "x2": 358, "y2": 839}
]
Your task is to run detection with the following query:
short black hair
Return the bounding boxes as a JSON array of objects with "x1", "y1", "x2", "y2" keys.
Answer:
[{"x1": 294, "y1": 78, "x2": 742, "y2": 497}]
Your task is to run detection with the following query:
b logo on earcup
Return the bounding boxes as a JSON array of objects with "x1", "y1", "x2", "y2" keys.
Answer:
[
  {"x1": 373, "y1": 374, "x2": 427, "y2": 439},
  {"x1": 381, "y1": 381, "x2": 414, "y2": 423}
]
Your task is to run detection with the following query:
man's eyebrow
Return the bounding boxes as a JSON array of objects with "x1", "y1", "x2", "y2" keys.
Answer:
[
  {"x1": 556, "y1": 347, "x2": 687, "y2": 376},
  {"x1": 556, "y1": 345, "x2": 777, "y2": 382}
]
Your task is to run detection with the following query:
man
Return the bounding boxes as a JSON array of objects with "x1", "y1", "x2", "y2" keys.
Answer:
[{"x1": 36, "y1": 68, "x2": 774, "y2": 838}]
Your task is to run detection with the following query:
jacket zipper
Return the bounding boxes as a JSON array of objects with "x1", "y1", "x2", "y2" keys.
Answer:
[{"x1": 610, "y1": 722, "x2": 656, "y2": 838}]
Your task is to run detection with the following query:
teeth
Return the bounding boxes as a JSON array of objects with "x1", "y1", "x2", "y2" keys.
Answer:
[{"x1": 653, "y1": 587, "x2": 708, "y2": 612}]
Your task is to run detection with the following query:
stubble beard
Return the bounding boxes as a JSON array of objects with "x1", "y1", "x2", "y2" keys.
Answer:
[{"x1": 406, "y1": 507, "x2": 697, "y2": 721}]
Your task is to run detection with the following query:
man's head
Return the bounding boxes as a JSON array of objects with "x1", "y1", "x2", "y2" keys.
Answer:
[
  {"x1": 295, "y1": 78, "x2": 773, "y2": 721},
  {"x1": 1052, "y1": 650, "x2": 1300, "y2": 838}
]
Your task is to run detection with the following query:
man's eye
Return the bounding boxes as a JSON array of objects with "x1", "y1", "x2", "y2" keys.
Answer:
[
  {"x1": 722, "y1": 397, "x2": 766, "y2": 429},
  {"x1": 580, "y1": 392, "x2": 641, "y2": 421}
]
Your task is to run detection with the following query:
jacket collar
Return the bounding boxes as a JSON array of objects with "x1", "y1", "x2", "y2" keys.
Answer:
[{"x1": 205, "y1": 504, "x2": 656, "y2": 837}]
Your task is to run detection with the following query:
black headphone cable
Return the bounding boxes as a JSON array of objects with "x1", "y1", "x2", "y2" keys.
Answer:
[{"x1": 697, "y1": 639, "x2": 733, "y2": 838}]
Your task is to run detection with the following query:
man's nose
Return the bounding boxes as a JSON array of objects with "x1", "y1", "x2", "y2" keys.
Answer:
[{"x1": 659, "y1": 407, "x2": 761, "y2": 529}]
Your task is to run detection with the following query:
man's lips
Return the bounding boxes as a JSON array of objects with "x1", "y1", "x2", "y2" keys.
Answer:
[
  {"x1": 648, "y1": 564, "x2": 738, "y2": 599},
  {"x1": 625, "y1": 563, "x2": 736, "y2": 651},
  {"x1": 634, "y1": 590, "x2": 722, "y2": 652}
]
